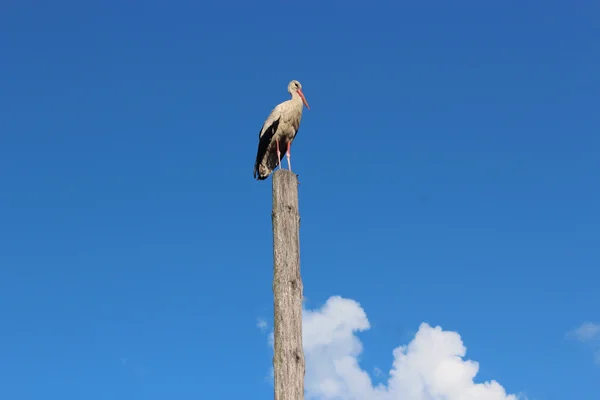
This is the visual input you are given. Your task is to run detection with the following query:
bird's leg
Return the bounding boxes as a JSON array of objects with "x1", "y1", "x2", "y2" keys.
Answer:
[
  {"x1": 286, "y1": 141, "x2": 292, "y2": 171},
  {"x1": 276, "y1": 140, "x2": 282, "y2": 169}
]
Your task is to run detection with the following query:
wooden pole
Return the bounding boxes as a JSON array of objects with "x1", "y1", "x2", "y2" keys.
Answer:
[{"x1": 272, "y1": 169, "x2": 305, "y2": 400}]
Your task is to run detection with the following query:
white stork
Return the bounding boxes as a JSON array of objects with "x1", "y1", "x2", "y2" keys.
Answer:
[{"x1": 253, "y1": 80, "x2": 310, "y2": 180}]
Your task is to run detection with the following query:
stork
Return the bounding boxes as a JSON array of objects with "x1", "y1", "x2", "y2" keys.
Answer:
[{"x1": 253, "y1": 80, "x2": 310, "y2": 180}]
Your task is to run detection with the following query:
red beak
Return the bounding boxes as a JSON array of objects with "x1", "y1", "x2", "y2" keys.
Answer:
[{"x1": 297, "y1": 89, "x2": 310, "y2": 110}]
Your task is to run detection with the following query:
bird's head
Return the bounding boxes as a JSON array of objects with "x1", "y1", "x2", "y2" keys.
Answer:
[{"x1": 288, "y1": 80, "x2": 310, "y2": 110}]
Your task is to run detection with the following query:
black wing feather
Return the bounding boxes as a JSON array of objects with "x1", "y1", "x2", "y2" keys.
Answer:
[{"x1": 253, "y1": 117, "x2": 280, "y2": 179}]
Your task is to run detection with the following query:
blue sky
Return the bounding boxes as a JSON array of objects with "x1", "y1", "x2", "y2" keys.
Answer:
[{"x1": 0, "y1": 1, "x2": 598, "y2": 399}]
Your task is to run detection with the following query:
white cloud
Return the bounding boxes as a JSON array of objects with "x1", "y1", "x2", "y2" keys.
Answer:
[
  {"x1": 257, "y1": 317, "x2": 268, "y2": 332},
  {"x1": 567, "y1": 322, "x2": 600, "y2": 342},
  {"x1": 268, "y1": 295, "x2": 520, "y2": 400},
  {"x1": 567, "y1": 322, "x2": 600, "y2": 365}
]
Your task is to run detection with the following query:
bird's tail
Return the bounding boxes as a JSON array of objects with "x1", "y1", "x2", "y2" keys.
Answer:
[
  {"x1": 253, "y1": 166, "x2": 270, "y2": 180},
  {"x1": 253, "y1": 139, "x2": 283, "y2": 180},
  {"x1": 254, "y1": 160, "x2": 276, "y2": 180}
]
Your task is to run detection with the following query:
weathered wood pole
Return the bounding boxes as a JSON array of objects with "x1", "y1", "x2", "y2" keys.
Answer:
[{"x1": 271, "y1": 169, "x2": 305, "y2": 400}]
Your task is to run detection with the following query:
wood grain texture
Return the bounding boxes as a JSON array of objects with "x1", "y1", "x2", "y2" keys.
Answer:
[{"x1": 271, "y1": 169, "x2": 305, "y2": 400}]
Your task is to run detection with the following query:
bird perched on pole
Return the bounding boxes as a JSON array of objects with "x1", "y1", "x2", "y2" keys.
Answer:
[{"x1": 253, "y1": 80, "x2": 310, "y2": 180}]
